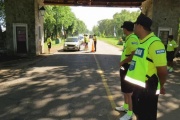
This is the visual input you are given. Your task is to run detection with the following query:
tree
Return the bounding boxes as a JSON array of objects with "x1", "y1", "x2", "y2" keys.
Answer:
[
  {"x1": 92, "y1": 26, "x2": 99, "y2": 36},
  {"x1": 97, "y1": 19, "x2": 114, "y2": 37},
  {"x1": 44, "y1": 6, "x2": 56, "y2": 40},
  {"x1": 96, "y1": 10, "x2": 140, "y2": 38},
  {"x1": 53, "y1": 6, "x2": 75, "y2": 37},
  {"x1": 93, "y1": 10, "x2": 140, "y2": 38},
  {"x1": 73, "y1": 19, "x2": 87, "y2": 35},
  {"x1": 44, "y1": 6, "x2": 87, "y2": 39},
  {"x1": 113, "y1": 10, "x2": 140, "y2": 38}
]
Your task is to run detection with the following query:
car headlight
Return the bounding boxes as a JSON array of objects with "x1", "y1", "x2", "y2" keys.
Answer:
[{"x1": 64, "y1": 44, "x2": 67, "y2": 47}]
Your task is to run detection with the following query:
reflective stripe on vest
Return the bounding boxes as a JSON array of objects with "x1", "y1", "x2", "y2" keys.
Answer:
[{"x1": 125, "y1": 36, "x2": 161, "y2": 94}]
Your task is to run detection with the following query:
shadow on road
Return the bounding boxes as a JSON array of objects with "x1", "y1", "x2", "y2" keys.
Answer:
[{"x1": 0, "y1": 51, "x2": 180, "y2": 120}]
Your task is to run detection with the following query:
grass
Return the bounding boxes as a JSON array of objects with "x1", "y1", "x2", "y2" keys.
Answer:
[{"x1": 98, "y1": 37, "x2": 123, "y2": 49}]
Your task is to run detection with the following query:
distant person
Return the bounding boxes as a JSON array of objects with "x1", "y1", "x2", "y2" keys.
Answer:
[
  {"x1": 47, "y1": 35, "x2": 52, "y2": 54},
  {"x1": 93, "y1": 34, "x2": 97, "y2": 51},
  {"x1": 115, "y1": 21, "x2": 139, "y2": 120},
  {"x1": 117, "y1": 37, "x2": 123, "y2": 45},
  {"x1": 84, "y1": 34, "x2": 89, "y2": 51},
  {"x1": 125, "y1": 13, "x2": 167, "y2": 120},
  {"x1": 166, "y1": 35, "x2": 178, "y2": 72}
]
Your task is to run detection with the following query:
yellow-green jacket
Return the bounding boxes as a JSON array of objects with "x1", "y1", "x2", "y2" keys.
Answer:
[{"x1": 120, "y1": 33, "x2": 139, "y2": 62}]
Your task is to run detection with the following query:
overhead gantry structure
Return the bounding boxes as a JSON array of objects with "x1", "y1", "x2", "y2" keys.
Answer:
[{"x1": 44, "y1": 0, "x2": 145, "y2": 7}]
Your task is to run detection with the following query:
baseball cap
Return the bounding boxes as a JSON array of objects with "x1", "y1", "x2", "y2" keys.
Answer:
[
  {"x1": 134, "y1": 13, "x2": 152, "y2": 31},
  {"x1": 121, "y1": 21, "x2": 134, "y2": 31}
]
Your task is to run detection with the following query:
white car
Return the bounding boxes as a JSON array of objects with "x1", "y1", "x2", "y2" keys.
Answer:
[{"x1": 63, "y1": 37, "x2": 81, "y2": 51}]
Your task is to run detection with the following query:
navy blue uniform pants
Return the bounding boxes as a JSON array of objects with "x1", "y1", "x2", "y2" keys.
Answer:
[{"x1": 132, "y1": 86, "x2": 159, "y2": 120}]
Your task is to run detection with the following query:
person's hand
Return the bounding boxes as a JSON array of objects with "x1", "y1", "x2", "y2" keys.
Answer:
[{"x1": 160, "y1": 87, "x2": 166, "y2": 95}]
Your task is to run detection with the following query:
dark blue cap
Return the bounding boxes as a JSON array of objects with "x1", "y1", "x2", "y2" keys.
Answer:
[
  {"x1": 121, "y1": 21, "x2": 134, "y2": 31},
  {"x1": 134, "y1": 13, "x2": 152, "y2": 30}
]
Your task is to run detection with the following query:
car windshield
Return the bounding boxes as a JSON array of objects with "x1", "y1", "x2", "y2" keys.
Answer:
[{"x1": 66, "y1": 38, "x2": 78, "y2": 42}]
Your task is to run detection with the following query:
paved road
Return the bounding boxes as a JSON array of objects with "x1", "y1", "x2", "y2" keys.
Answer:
[{"x1": 0, "y1": 40, "x2": 179, "y2": 120}]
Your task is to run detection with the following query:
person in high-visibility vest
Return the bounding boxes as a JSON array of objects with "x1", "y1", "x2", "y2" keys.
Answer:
[
  {"x1": 46, "y1": 35, "x2": 52, "y2": 54},
  {"x1": 125, "y1": 13, "x2": 168, "y2": 120},
  {"x1": 166, "y1": 35, "x2": 178, "y2": 72},
  {"x1": 93, "y1": 34, "x2": 97, "y2": 51},
  {"x1": 84, "y1": 34, "x2": 89, "y2": 51},
  {"x1": 115, "y1": 21, "x2": 139, "y2": 120}
]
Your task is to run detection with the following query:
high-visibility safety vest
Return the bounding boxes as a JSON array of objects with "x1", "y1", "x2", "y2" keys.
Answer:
[
  {"x1": 167, "y1": 39, "x2": 178, "y2": 52},
  {"x1": 125, "y1": 36, "x2": 162, "y2": 94},
  {"x1": 47, "y1": 37, "x2": 52, "y2": 45},
  {"x1": 84, "y1": 36, "x2": 88, "y2": 42},
  {"x1": 121, "y1": 34, "x2": 139, "y2": 62},
  {"x1": 93, "y1": 36, "x2": 97, "y2": 41}
]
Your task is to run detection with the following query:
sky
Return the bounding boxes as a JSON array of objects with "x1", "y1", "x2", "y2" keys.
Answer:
[{"x1": 70, "y1": 6, "x2": 139, "y2": 30}]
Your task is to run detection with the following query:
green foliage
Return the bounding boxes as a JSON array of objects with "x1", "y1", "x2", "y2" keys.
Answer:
[
  {"x1": 44, "y1": 6, "x2": 87, "y2": 40},
  {"x1": 93, "y1": 10, "x2": 140, "y2": 38},
  {"x1": 0, "y1": 4, "x2": 144, "y2": 41},
  {"x1": 113, "y1": 10, "x2": 140, "y2": 38},
  {"x1": 97, "y1": 19, "x2": 115, "y2": 37},
  {"x1": 44, "y1": 6, "x2": 56, "y2": 37},
  {"x1": 74, "y1": 19, "x2": 86, "y2": 35},
  {"x1": 92, "y1": 26, "x2": 99, "y2": 36}
]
